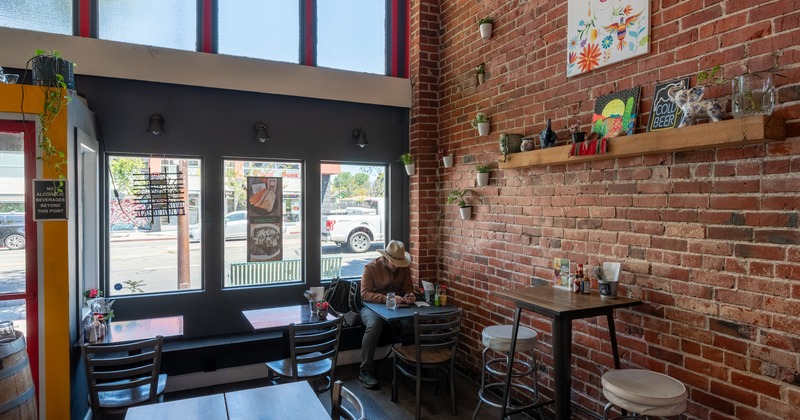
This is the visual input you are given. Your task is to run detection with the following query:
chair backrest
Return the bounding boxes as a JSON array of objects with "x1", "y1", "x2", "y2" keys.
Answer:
[
  {"x1": 81, "y1": 335, "x2": 164, "y2": 414},
  {"x1": 288, "y1": 316, "x2": 343, "y2": 386},
  {"x1": 331, "y1": 380, "x2": 365, "y2": 420},
  {"x1": 413, "y1": 309, "x2": 462, "y2": 366}
]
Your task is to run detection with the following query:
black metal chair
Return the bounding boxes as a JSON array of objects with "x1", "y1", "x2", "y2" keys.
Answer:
[
  {"x1": 81, "y1": 335, "x2": 166, "y2": 419},
  {"x1": 266, "y1": 315, "x2": 343, "y2": 394},
  {"x1": 331, "y1": 380, "x2": 365, "y2": 420},
  {"x1": 391, "y1": 309, "x2": 462, "y2": 420}
]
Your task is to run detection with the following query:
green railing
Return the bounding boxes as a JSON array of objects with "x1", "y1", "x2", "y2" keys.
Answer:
[{"x1": 228, "y1": 256, "x2": 343, "y2": 286}]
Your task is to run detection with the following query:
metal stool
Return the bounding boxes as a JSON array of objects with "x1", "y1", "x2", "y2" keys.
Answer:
[
  {"x1": 472, "y1": 325, "x2": 540, "y2": 419},
  {"x1": 602, "y1": 369, "x2": 687, "y2": 419}
]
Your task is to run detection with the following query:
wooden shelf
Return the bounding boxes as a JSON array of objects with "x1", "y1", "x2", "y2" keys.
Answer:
[{"x1": 499, "y1": 115, "x2": 785, "y2": 169}]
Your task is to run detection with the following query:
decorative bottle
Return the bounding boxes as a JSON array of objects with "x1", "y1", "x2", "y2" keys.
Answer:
[{"x1": 539, "y1": 118, "x2": 558, "y2": 149}]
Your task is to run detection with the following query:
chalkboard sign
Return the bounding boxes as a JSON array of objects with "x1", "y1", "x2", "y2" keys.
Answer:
[
  {"x1": 647, "y1": 78, "x2": 690, "y2": 132},
  {"x1": 33, "y1": 179, "x2": 68, "y2": 221}
]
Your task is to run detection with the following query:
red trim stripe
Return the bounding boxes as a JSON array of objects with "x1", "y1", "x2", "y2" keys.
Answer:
[
  {"x1": 202, "y1": 0, "x2": 213, "y2": 52},
  {"x1": 79, "y1": 0, "x2": 91, "y2": 37},
  {"x1": 304, "y1": 0, "x2": 314, "y2": 65},
  {"x1": 390, "y1": 0, "x2": 398, "y2": 76}
]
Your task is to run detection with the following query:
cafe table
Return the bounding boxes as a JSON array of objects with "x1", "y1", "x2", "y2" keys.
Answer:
[
  {"x1": 126, "y1": 381, "x2": 329, "y2": 420},
  {"x1": 77, "y1": 315, "x2": 184, "y2": 346},
  {"x1": 362, "y1": 300, "x2": 458, "y2": 321},
  {"x1": 494, "y1": 286, "x2": 642, "y2": 420},
  {"x1": 242, "y1": 304, "x2": 327, "y2": 331}
]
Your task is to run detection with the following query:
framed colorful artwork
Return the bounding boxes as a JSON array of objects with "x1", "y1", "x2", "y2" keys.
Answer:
[
  {"x1": 647, "y1": 78, "x2": 690, "y2": 132},
  {"x1": 592, "y1": 87, "x2": 641, "y2": 138},
  {"x1": 566, "y1": 0, "x2": 650, "y2": 77}
]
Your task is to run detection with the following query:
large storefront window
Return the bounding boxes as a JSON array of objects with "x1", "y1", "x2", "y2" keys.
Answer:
[
  {"x1": 107, "y1": 156, "x2": 201, "y2": 296},
  {"x1": 321, "y1": 163, "x2": 386, "y2": 279},
  {"x1": 223, "y1": 160, "x2": 303, "y2": 288}
]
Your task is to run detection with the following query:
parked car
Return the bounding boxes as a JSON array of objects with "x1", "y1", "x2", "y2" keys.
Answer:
[
  {"x1": 189, "y1": 210, "x2": 248, "y2": 242},
  {"x1": 320, "y1": 199, "x2": 384, "y2": 253},
  {"x1": 0, "y1": 212, "x2": 25, "y2": 250}
]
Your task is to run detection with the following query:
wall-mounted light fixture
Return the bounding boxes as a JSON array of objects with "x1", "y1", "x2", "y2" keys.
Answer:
[
  {"x1": 147, "y1": 114, "x2": 165, "y2": 135},
  {"x1": 353, "y1": 127, "x2": 369, "y2": 148},
  {"x1": 254, "y1": 121, "x2": 270, "y2": 143}
]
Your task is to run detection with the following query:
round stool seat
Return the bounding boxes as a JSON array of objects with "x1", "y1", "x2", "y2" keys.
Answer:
[
  {"x1": 602, "y1": 369, "x2": 687, "y2": 417},
  {"x1": 481, "y1": 325, "x2": 537, "y2": 353}
]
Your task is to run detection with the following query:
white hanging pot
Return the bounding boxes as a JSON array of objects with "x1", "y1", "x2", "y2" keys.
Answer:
[
  {"x1": 404, "y1": 163, "x2": 415, "y2": 176},
  {"x1": 477, "y1": 122, "x2": 490, "y2": 136},
  {"x1": 459, "y1": 206, "x2": 472, "y2": 220},
  {"x1": 476, "y1": 172, "x2": 489, "y2": 187},
  {"x1": 442, "y1": 155, "x2": 454, "y2": 168},
  {"x1": 479, "y1": 23, "x2": 493, "y2": 40},
  {"x1": 477, "y1": 73, "x2": 485, "y2": 85}
]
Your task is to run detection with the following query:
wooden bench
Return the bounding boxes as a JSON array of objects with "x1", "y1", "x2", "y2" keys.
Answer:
[{"x1": 227, "y1": 256, "x2": 343, "y2": 286}]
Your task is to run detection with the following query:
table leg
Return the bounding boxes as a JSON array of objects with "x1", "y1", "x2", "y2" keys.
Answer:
[
  {"x1": 606, "y1": 311, "x2": 620, "y2": 369},
  {"x1": 499, "y1": 307, "x2": 522, "y2": 419},
  {"x1": 552, "y1": 317, "x2": 572, "y2": 420}
]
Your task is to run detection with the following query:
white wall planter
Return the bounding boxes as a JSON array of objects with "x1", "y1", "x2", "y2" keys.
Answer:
[
  {"x1": 459, "y1": 206, "x2": 472, "y2": 220},
  {"x1": 477, "y1": 122, "x2": 490, "y2": 136},
  {"x1": 404, "y1": 163, "x2": 415, "y2": 176},
  {"x1": 442, "y1": 155, "x2": 454, "y2": 168},
  {"x1": 479, "y1": 23, "x2": 493, "y2": 39},
  {"x1": 476, "y1": 172, "x2": 489, "y2": 187}
]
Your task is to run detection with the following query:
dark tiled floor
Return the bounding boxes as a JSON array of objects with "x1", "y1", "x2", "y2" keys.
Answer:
[{"x1": 165, "y1": 361, "x2": 546, "y2": 419}]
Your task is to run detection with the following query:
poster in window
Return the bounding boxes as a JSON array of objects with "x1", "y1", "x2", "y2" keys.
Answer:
[{"x1": 246, "y1": 177, "x2": 283, "y2": 261}]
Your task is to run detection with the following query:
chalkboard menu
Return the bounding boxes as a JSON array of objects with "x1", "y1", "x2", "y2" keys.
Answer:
[
  {"x1": 33, "y1": 179, "x2": 68, "y2": 221},
  {"x1": 647, "y1": 78, "x2": 690, "y2": 132}
]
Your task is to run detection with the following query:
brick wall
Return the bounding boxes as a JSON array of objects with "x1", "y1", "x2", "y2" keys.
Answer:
[{"x1": 409, "y1": 1, "x2": 800, "y2": 419}]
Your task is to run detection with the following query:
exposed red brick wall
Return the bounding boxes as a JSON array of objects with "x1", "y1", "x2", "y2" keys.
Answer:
[{"x1": 409, "y1": 1, "x2": 800, "y2": 418}]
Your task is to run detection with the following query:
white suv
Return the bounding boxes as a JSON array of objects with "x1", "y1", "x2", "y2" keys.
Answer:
[{"x1": 189, "y1": 210, "x2": 248, "y2": 242}]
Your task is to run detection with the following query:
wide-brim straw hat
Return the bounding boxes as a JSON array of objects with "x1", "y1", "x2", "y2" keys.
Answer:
[{"x1": 378, "y1": 240, "x2": 411, "y2": 267}]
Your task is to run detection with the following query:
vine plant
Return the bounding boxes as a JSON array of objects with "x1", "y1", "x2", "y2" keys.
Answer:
[{"x1": 33, "y1": 49, "x2": 72, "y2": 185}]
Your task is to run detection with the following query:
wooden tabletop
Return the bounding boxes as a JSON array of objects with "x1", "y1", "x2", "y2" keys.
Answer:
[
  {"x1": 494, "y1": 286, "x2": 641, "y2": 319},
  {"x1": 80, "y1": 315, "x2": 184, "y2": 346},
  {"x1": 363, "y1": 301, "x2": 458, "y2": 321},
  {"x1": 226, "y1": 381, "x2": 330, "y2": 419},
  {"x1": 243, "y1": 304, "x2": 328, "y2": 331},
  {"x1": 125, "y1": 394, "x2": 227, "y2": 420}
]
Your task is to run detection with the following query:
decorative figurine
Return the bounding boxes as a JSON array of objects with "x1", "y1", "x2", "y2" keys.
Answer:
[
  {"x1": 539, "y1": 118, "x2": 558, "y2": 149},
  {"x1": 520, "y1": 136, "x2": 535, "y2": 151},
  {"x1": 667, "y1": 84, "x2": 724, "y2": 127}
]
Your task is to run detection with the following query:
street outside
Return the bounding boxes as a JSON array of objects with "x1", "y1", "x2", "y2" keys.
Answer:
[{"x1": 0, "y1": 227, "x2": 379, "y2": 322}]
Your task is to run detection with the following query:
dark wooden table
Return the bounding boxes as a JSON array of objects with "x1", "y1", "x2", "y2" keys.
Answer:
[
  {"x1": 494, "y1": 286, "x2": 641, "y2": 420},
  {"x1": 79, "y1": 315, "x2": 184, "y2": 346},
  {"x1": 226, "y1": 381, "x2": 330, "y2": 419},
  {"x1": 125, "y1": 393, "x2": 227, "y2": 419},
  {"x1": 362, "y1": 301, "x2": 457, "y2": 321},
  {"x1": 242, "y1": 304, "x2": 330, "y2": 331}
]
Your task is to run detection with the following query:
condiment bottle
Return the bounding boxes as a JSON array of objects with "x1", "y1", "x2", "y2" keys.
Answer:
[
  {"x1": 434, "y1": 286, "x2": 441, "y2": 306},
  {"x1": 89, "y1": 316, "x2": 99, "y2": 342},
  {"x1": 97, "y1": 315, "x2": 106, "y2": 339},
  {"x1": 440, "y1": 285, "x2": 448, "y2": 306}
]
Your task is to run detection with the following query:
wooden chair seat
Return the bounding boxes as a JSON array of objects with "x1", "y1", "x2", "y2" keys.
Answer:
[
  {"x1": 265, "y1": 352, "x2": 332, "y2": 379},
  {"x1": 393, "y1": 345, "x2": 453, "y2": 365},
  {"x1": 92, "y1": 373, "x2": 167, "y2": 409}
]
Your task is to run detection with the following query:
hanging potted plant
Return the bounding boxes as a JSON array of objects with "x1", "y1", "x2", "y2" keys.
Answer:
[
  {"x1": 31, "y1": 49, "x2": 75, "y2": 90},
  {"x1": 447, "y1": 189, "x2": 472, "y2": 220},
  {"x1": 476, "y1": 62, "x2": 486, "y2": 85},
  {"x1": 471, "y1": 112, "x2": 491, "y2": 136},
  {"x1": 400, "y1": 152, "x2": 415, "y2": 175},
  {"x1": 439, "y1": 146, "x2": 454, "y2": 168},
  {"x1": 478, "y1": 17, "x2": 494, "y2": 40},
  {"x1": 475, "y1": 163, "x2": 491, "y2": 187},
  {"x1": 30, "y1": 50, "x2": 72, "y2": 182}
]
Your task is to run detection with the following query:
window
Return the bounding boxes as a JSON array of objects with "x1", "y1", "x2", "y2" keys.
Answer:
[
  {"x1": 321, "y1": 163, "x2": 386, "y2": 279},
  {"x1": 218, "y1": 1, "x2": 300, "y2": 64},
  {"x1": 107, "y1": 156, "x2": 202, "y2": 296},
  {"x1": 98, "y1": 0, "x2": 197, "y2": 51},
  {"x1": 224, "y1": 159, "x2": 303, "y2": 287},
  {"x1": 0, "y1": 0, "x2": 71, "y2": 35},
  {"x1": 317, "y1": 0, "x2": 387, "y2": 74}
]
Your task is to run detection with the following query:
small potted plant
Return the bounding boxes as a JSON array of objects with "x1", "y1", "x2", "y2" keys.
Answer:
[
  {"x1": 447, "y1": 188, "x2": 472, "y2": 220},
  {"x1": 315, "y1": 300, "x2": 329, "y2": 318},
  {"x1": 439, "y1": 146, "x2": 454, "y2": 168},
  {"x1": 476, "y1": 62, "x2": 486, "y2": 85},
  {"x1": 478, "y1": 17, "x2": 494, "y2": 40},
  {"x1": 475, "y1": 163, "x2": 491, "y2": 186},
  {"x1": 400, "y1": 152, "x2": 415, "y2": 175},
  {"x1": 569, "y1": 123, "x2": 586, "y2": 143},
  {"x1": 471, "y1": 112, "x2": 491, "y2": 136}
]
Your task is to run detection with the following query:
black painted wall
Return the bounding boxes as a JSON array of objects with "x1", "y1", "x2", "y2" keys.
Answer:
[{"x1": 74, "y1": 74, "x2": 409, "y2": 336}]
